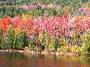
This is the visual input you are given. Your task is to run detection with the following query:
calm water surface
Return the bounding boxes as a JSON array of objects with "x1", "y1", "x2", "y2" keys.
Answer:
[{"x1": 0, "y1": 52, "x2": 90, "y2": 67}]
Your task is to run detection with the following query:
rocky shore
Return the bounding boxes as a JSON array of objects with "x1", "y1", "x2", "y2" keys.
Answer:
[{"x1": 0, "y1": 49, "x2": 80, "y2": 56}]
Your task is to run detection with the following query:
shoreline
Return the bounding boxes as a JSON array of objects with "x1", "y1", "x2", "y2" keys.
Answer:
[{"x1": 0, "y1": 49, "x2": 80, "y2": 56}]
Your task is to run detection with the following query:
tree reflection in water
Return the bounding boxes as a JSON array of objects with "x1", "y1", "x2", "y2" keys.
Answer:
[{"x1": 0, "y1": 52, "x2": 90, "y2": 67}]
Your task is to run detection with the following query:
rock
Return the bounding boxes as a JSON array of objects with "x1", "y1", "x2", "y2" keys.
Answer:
[{"x1": 24, "y1": 47, "x2": 30, "y2": 53}]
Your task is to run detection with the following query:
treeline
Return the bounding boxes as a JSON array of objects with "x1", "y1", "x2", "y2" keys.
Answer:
[{"x1": 0, "y1": 0, "x2": 89, "y2": 18}]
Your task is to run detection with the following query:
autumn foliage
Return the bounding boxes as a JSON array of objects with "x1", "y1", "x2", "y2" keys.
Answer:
[{"x1": 0, "y1": 14, "x2": 90, "y2": 54}]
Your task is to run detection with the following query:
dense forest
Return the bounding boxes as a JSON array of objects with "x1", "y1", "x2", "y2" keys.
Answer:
[{"x1": 0, "y1": 0, "x2": 90, "y2": 56}]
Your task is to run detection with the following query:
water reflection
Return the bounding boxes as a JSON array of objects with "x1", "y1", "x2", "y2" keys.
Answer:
[{"x1": 0, "y1": 52, "x2": 90, "y2": 67}]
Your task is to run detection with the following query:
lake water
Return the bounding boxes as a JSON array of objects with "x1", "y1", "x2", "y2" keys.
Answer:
[{"x1": 0, "y1": 52, "x2": 90, "y2": 67}]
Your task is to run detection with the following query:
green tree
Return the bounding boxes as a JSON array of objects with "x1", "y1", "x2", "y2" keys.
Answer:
[
  {"x1": 80, "y1": 30, "x2": 90, "y2": 55},
  {"x1": 14, "y1": 32, "x2": 28, "y2": 49},
  {"x1": 28, "y1": 37, "x2": 35, "y2": 51},
  {"x1": 5, "y1": 27, "x2": 15, "y2": 49},
  {"x1": 0, "y1": 29, "x2": 3, "y2": 49}
]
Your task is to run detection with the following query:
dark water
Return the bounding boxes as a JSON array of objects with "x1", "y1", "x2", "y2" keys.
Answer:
[{"x1": 0, "y1": 52, "x2": 90, "y2": 67}]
